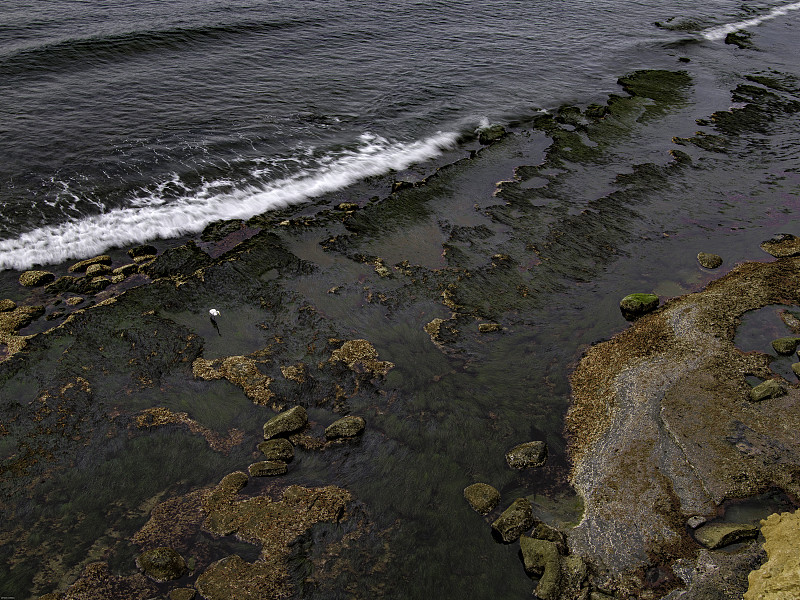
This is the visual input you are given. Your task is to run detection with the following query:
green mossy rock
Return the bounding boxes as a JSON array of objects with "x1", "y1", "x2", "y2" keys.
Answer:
[
  {"x1": 68, "y1": 255, "x2": 112, "y2": 273},
  {"x1": 505, "y1": 441, "x2": 548, "y2": 469},
  {"x1": 257, "y1": 438, "x2": 294, "y2": 462},
  {"x1": 750, "y1": 379, "x2": 787, "y2": 402},
  {"x1": 697, "y1": 252, "x2": 723, "y2": 269},
  {"x1": 520, "y1": 536, "x2": 562, "y2": 600},
  {"x1": 136, "y1": 547, "x2": 187, "y2": 582},
  {"x1": 463, "y1": 483, "x2": 500, "y2": 515},
  {"x1": 491, "y1": 497, "x2": 534, "y2": 543},
  {"x1": 248, "y1": 460, "x2": 288, "y2": 477},
  {"x1": 19, "y1": 270, "x2": 55, "y2": 287},
  {"x1": 478, "y1": 124, "x2": 507, "y2": 145},
  {"x1": 619, "y1": 293, "x2": 659, "y2": 320},
  {"x1": 694, "y1": 522, "x2": 759, "y2": 549},
  {"x1": 771, "y1": 337, "x2": 800, "y2": 355},
  {"x1": 325, "y1": 415, "x2": 366, "y2": 439},
  {"x1": 263, "y1": 405, "x2": 308, "y2": 439}
]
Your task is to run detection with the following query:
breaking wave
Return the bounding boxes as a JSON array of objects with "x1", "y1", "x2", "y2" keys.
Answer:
[{"x1": 702, "y1": 1, "x2": 800, "y2": 40}]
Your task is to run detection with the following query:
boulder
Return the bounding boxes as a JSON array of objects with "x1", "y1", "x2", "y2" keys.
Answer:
[
  {"x1": 697, "y1": 252, "x2": 723, "y2": 269},
  {"x1": 325, "y1": 415, "x2": 366, "y2": 439},
  {"x1": 760, "y1": 233, "x2": 800, "y2": 258},
  {"x1": 744, "y1": 510, "x2": 800, "y2": 600},
  {"x1": 619, "y1": 293, "x2": 659, "y2": 320},
  {"x1": 169, "y1": 589, "x2": 197, "y2": 600},
  {"x1": 478, "y1": 124, "x2": 507, "y2": 145},
  {"x1": 136, "y1": 547, "x2": 186, "y2": 581},
  {"x1": 463, "y1": 483, "x2": 500, "y2": 515},
  {"x1": 694, "y1": 522, "x2": 759, "y2": 549},
  {"x1": 0, "y1": 299, "x2": 16, "y2": 312},
  {"x1": 750, "y1": 379, "x2": 787, "y2": 402},
  {"x1": 505, "y1": 441, "x2": 548, "y2": 469},
  {"x1": 112, "y1": 263, "x2": 139, "y2": 277},
  {"x1": 793, "y1": 363, "x2": 800, "y2": 379},
  {"x1": 19, "y1": 270, "x2": 55, "y2": 287},
  {"x1": 491, "y1": 497, "x2": 534, "y2": 543},
  {"x1": 263, "y1": 406, "x2": 308, "y2": 439},
  {"x1": 85, "y1": 263, "x2": 112, "y2": 277},
  {"x1": 129, "y1": 244, "x2": 158, "y2": 260},
  {"x1": 68, "y1": 255, "x2": 111, "y2": 273},
  {"x1": 248, "y1": 460, "x2": 288, "y2": 477},
  {"x1": 257, "y1": 438, "x2": 294, "y2": 462},
  {"x1": 771, "y1": 336, "x2": 800, "y2": 355},
  {"x1": 530, "y1": 518, "x2": 568, "y2": 554},
  {"x1": 520, "y1": 536, "x2": 562, "y2": 600}
]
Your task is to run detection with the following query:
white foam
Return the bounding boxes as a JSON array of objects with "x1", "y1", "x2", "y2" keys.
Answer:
[
  {"x1": 702, "y1": 1, "x2": 800, "y2": 40},
  {"x1": 0, "y1": 131, "x2": 459, "y2": 271}
]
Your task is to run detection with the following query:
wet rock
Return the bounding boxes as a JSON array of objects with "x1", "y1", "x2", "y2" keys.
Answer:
[
  {"x1": 85, "y1": 263, "x2": 112, "y2": 277},
  {"x1": 697, "y1": 252, "x2": 723, "y2": 269},
  {"x1": 193, "y1": 354, "x2": 275, "y2": 406},
  {"x1": 687, "y1": 515, "x2": 707, "y2": 529},
  {"x1": 257, "y1": 438, "x2": 294, "y2": 462},
  {"x1": 779, "y1": 309, "x2": 800, "y2": 333},
  {"x1": 725, "y1": 30, "x2": 754, "y2": 49},
  {"x1": 19, "y1": 270, "x2": 55, "y2": 287},
  {"x1": 760, "y1": 233, "x2": 800, "y2": 258},
  {"x1": 0, "y1": 305, "x2": 45, "y2": 333},
  {"x1": 280, "y1": 363, "x2": 307, "y2": 383},
  {"x1": 478, "y1": 124, "x2": 507, "y2": 145},
  {"x1": 54, "y1": 561, "x2": 157, "y2": 599},
  {"x1": 530, "y1": 518, "x2": 568, "y2": 555},
  {"x1": 329, "y1": 339, "x2": 394, "y2": 376},
  {"x1": 771, "y1": 336, "x2": 800, "y2": 355},
  {"x1": 68, "y1": 254, "x2": 111, "y2": 273},
  {"x1": 505, "y1": 441, "x2": 548, "y2": 469},
  {"x1": 129, "y1": 244, "x2": 158, "y2": 260},
  {"x1": 263, "y1": 405, "x2": 308, "y2": 439},
  {"x1": 248, "y1": 460, "x2": 288, "y2": 477},
  {"x1": 745, "y1": 510, "x2": 800, "y2": 599},
  {"x1": 325, "y1": 415, "x2": 366, "y2": 439},
  {"x1": 136, "y1": 547, "x2": 187, "y2": 581},
  {"x1": 463, "y1": 483, "x2": 500, "y2": 515},
  {"x1": 112, "y1": 263, "x2": 139, "y2": 277},
  {"x1": 694, "y1": 522, "x2": 759, "y2": 549},
  {"x1": 491, "y1": 497, "x2": 534, "y2": 543},
  {"x1": 619, "y1": 293, "x2": 659, "y2": 320},
  {"x1": 65, "y1": 296, "x2": 83, "y2": 306},
  {"x1": 478, "y1": 323, "x2": 502, "y2": 333},
  {"x1": 336, "y1": 202, "x2": 358, "y2": 211},
  {"x1": 750, "y1": 379, "x2": 787, "y2": 402},
  {"x1": 792, "y1": 363, "x2": 800, "y2": 379},
  {"x1": 204, "y1": 471, "x2": 249, "y2": 514},
  {"x1": 143, "y1": 240, "x2": 212, "y2": 279},
  {"x1": 520, "y1": 536, "x2": 561, "y2": 600},
  {"x1": 169, "y1": 589, "x2": 197, "y2": 600},
  {"x1": 0, "y1": 299, "x2": 16, "y2": 312}
]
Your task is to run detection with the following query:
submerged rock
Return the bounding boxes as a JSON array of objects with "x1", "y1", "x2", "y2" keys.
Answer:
[
  {"x1": 136, "y1": 547, "x2": 187, "y2": 581},
  {"x1": 325, "y1": 415, "x2": 366, "y2": 439},
  {"x1": 505, "y1": 441, "x2": 548, "y2": 469},
  {"x1": 771, "y1": 336, "x2": 800, "y2": 355},
  {"x1": 491, "y1": 498, "x2": 534, "y2": 543},
  {"x1": 750, "y1": 379, "x2": 787, "y2": 402},
  {"x1": 257, "y1": 438, "x2": 294, "y2": 462},
  {"x1": 263, "y1": 405, "x2": 308, "y2": 439},
  {"x1": 745, "y1": 510, "x2": 800, "y2": 599},
  {"x1": 694, "y1": 522, "x2": 759, "y2": 549},
  {"x1": 463, "y1": 483, "x2": 501, "y2": 515},
  {"x1": 697, "y1": 252, "x2": 723, "y2": 269},
  {"x1": 619, "y1": 293, "x2": 659, "y2": 320},
  {"x1": 19, "y1": 270, "x2": 55, "y2": 287},
  {"x1": 248, "y1": 460, "x2": 288, "y2": 477}
]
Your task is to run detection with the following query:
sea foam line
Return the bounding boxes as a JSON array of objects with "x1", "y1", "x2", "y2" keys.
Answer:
[
  {"x1": 702, "y1": 1, "x2": 800, "y2": 40},
  {"x1": 0, "y1": 132, "x2": 458, "y2": 272}
]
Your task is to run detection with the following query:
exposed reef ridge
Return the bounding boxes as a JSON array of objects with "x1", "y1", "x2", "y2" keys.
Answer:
[{"x1": 567, "y1": 256, "x2": 800, "y2": 596}]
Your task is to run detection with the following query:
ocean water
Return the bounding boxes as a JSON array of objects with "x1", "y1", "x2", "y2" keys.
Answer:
[{"x1": 0, "y1": 0, "x2": 795, "y2": 270}]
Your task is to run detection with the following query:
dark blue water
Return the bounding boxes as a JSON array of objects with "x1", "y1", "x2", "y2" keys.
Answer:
[{"x1": 1, "y1": 0, "x2": 795, "y2": 269}]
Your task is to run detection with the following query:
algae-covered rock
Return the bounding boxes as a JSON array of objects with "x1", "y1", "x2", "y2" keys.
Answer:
[
  {"x1": 129, "y1": 244, "x2": 158, "y2": 260},
  {"x1": 257, "y1": 438, "x2": 294, "y2": 462},
  {"x1": 136, "y1": 547, "x2": 187, "y2": 581},
  {"x1": 463, "y1": 483, "x2": 500, "y2": 515},
  {"x1": 745, "y1": 510, "x2": 800, "y2": 599},
  {"x1": 750, "y1": 379, "x2": 787, "y2": 402},
  {"x1": 85, "y1": 263, "x2": 112, "y2": 277},
  {"x1": 169, "y1": 588, "x2": 197, "y2": 600},
  {"x1": 530, "y1": 518, "x2": 568, "y2": 555},
  {"x1": 329, "y1": 339, "x2": 394, "y2": 376},
  {"x1": 478, "y1": 323, "x2": 502, "y2": 333},
  {"x1": 68, "y1": 255, "x2": 112, "y2": 273},
  {"x1": 619, "y1": 293, "x2": 659, "y2": 320},
  {"x1": 792, "y1": 363, "x2": 800, "y2": 379},
  {"x1": 491, "y1": 497, "x2": 534, "y2": 543},
  {"x1": 0, "y1": 299, "x2": 16, "y2": 312},
  {"x1": 771, "y1": 336, "x2": 800, "y2": 355},
  {"x1": 248, "y1": 460, "x2": 288, "y2": 477},
  {"x1": 694, "y1": 522, "x2": 759, "y2": 549},
  {"x1": 520, "y1": 536, "x2": 561, "y2": 600},
  {"x1": 697, "y1": 252, "x2": 723, "y2": 269},
  {"x1": 263, "y1": 405, "x2": 308, "y2": 439},
  {"x1": 760, "y1": 233, "x2": 800, "y2": 258},
  {"x1": 325, "y1": 415, "x2": 366, "y2": 439},
  {"x1": 112, "y1": 263, "x2": 139, "y2": 277},
  {"x1": 478, "y1": 124, "x2": 507, "y2": 145},
  {"x1": 505, "y1": 441, "x2": 548, "y2": 469},
  {"x1": 143, "y1": 240, "x2": 211, "y2": 279},
  {"x1": 193, "y1": 354, "x2": 275, "y2": 406},
  {"x1": 19, "y1": 270, "x2": 55, "y2": 287}
]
